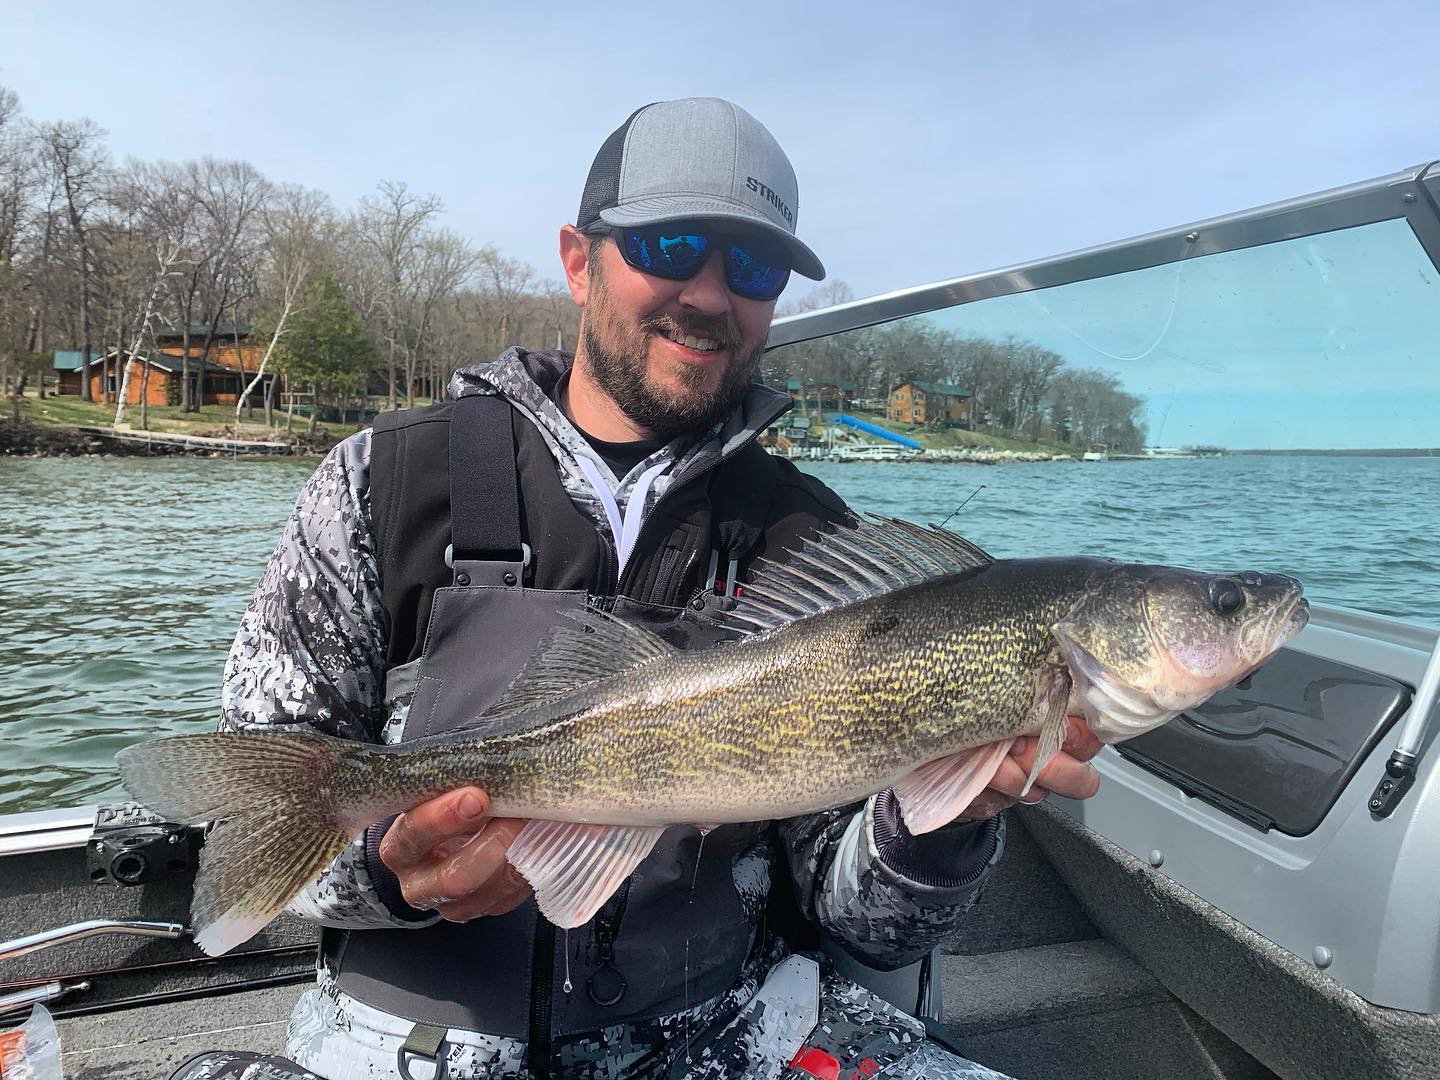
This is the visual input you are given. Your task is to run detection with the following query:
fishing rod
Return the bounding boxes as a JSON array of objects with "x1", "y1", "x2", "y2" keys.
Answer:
[{"x1": 937, "y1": 485, "x2": 985, "y2": 530}]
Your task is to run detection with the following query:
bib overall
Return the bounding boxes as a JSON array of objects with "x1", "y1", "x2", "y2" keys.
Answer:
[{"x1": 327, "y1": 393, "x2": 845, "y2": 1077}]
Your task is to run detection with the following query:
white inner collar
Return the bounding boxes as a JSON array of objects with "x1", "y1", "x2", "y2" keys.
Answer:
[{"x1": 575, "y1": 454, "x2": 672, "y2": 579}]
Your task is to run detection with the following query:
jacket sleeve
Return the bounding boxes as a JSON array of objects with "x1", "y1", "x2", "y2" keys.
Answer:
[
  {"x1": 778, "y1": 790, "x2": 1005, "y2": 970},
  {"x1": 218, "y1": 431, "x2": 438, "y2": 930}
]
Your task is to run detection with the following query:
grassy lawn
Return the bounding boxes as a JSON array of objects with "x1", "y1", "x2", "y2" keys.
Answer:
[
  {"x1": 15, "y1": 395, "x2": 1072, "y2": 455},
  {"x1": 15, "y1": 394, "x2": 373, "y2": 441}
]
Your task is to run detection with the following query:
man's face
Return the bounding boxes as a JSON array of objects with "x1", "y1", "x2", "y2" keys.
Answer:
[{"x1": 577, "y1": 225, "x2": 778, "y2": 439}]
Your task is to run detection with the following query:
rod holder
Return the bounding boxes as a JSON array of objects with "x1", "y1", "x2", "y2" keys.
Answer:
[{"x1": 0, "y1": 920, "x2": 187, "y2": 963}]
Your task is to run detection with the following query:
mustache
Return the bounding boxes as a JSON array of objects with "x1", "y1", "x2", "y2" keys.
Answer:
[{"x1": 640, "y1": 313, "x2": 740, "y2": 352}]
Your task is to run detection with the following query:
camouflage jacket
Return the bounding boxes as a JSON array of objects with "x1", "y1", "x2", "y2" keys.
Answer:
[{"x1": 218, "y1": 349, "x2": 1004, "y2": 1072}]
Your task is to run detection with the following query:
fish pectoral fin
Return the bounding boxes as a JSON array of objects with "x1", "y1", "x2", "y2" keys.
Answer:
[
  {"x1": 507, "y1": 820, "x2": 666, "y2": 929},
  {"x1": 892, "y1": 739, "x2": 1015, "y2": 835},
  {"x1": 1021, "y1": 655, "x2": 1074, "y2": 797}
]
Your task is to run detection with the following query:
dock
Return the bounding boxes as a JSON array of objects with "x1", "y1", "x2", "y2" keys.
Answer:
[{"x1": 75, "y1": 426, "x2": 292, "y2": 456}]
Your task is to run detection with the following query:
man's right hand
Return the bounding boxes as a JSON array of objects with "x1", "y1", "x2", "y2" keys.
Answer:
[{"x1": 378, "y1": 787, "x2": 534, "y2": 922}]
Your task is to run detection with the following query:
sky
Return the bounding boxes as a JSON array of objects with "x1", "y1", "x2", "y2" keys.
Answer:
[{"x1": 4, "y1": 0, "x2": 1439, "y2": 446}]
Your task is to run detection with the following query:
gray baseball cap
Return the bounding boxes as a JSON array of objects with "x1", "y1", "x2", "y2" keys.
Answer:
[{"x1": 577, "y1": 97, "x2": 825, "y2": 281}]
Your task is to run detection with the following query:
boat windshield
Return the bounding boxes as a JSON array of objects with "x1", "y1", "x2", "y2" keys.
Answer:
[{"x1": 765, "y1": 184, "x2": 1440, "y2": 628}]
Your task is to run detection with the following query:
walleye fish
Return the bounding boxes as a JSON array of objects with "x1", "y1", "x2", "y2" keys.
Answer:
[{"x1": 117, "y1": 517, "x2": 1308, "y2": 955}]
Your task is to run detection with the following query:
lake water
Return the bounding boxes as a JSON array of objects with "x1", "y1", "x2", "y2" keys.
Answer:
[{"x1": 1, "y1": 452, "x2": 1437, "y2": 814}]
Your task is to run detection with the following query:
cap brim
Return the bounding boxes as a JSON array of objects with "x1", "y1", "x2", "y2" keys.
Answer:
[{"x1": 599, "y1": 197, "x2": 826, "y2": 281}]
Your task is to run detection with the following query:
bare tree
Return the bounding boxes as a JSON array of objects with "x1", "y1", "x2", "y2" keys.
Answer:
[
  {"x1": 236, "y1": 184, "x2": 332, "y2": 430},
  {"x1": 112, "y1": 235, "x2": 187, "y2": 427},
  {"x1": 471, "y1": 248, "x2": 534, "y2": 362},
  {"x1": 354, "y1": 180, "x2": 441, "y2": 409},
  {"x1": 39, "y1": 118, "x2": 107, "y2": 402},
  {"x1": 0, "y1": 84, "x2": 39, "y2": 413},
  {"x1": 399, "y1": 228, "x2": 478, "y2": 405},
  {"x1": 186, "y1": 158, "x2": 269, "y2": 411}
]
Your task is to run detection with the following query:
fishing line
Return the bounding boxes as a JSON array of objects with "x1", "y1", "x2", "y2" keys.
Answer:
[
  {"x1": 682, "y1": 829, "x2": 709, "y2": 1066},
  {"x1": 938, "y1": 485, "x2": 986, "y2": 530}
]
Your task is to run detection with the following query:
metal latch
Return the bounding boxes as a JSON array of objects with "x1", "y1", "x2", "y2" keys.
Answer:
[
  {"x1": 1369, "y1": 631, "x2": 1440, "y2": 820},
  {"x1": 1369, "y1": 751, "x2": 1417, "y2": 819}
]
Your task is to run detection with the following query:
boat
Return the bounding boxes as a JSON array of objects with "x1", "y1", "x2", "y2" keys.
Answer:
[
  {"x1": 1081, "y1": 449, "x2": 1108, "y2": 462},
  {"x1": 829, "y1": 442, "x2": 917, "y2": 461},
  {"x1": 5, "y1": 158, "x2": 1440, "y2": 1079}
]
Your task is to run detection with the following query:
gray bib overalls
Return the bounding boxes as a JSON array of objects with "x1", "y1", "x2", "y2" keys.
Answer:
[{"x1": 329, "y1": 392, "x2": 844, "y2": 1077}]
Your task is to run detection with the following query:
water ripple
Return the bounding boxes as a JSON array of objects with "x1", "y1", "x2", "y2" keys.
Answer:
[{"x1": 1, "y1": 453, "x2": 1437, "y2": 814}]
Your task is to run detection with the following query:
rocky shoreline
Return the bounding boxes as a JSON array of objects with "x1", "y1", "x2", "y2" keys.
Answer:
[
  {"x1": 0, "y1": 419, "x2": 337, "y2": 458},
  {"x1": 781, "y1": 446, "x2": 1080, "y2": 465}
]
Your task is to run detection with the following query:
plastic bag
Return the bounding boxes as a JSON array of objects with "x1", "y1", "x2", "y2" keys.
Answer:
[{"x1": 0, "y1": 1004, "x2": 61, "y2": 1079}]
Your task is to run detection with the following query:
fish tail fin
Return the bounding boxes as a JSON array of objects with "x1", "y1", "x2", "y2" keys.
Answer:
[{"x1": 116, "y1": 731, "x2": 370, "y2": 956}]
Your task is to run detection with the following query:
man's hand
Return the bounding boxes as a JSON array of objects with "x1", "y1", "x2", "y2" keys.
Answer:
[
  {"x1": 958, "y1": 716, "x2": 1103, "y2": 822},
  {"x1": 378, "y1": 787, "x2": 534, "y2": 922}
]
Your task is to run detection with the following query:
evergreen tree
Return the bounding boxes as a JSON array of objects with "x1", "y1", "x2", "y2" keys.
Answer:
[{"x1": 267, "y1": 276, "x2": 378, "y2": 432}]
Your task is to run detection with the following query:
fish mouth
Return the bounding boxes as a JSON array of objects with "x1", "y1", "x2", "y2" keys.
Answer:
[
  {"x1": 1214, "y1": 594, "x2": 1309, "y2": 696},
  {"x1": 1277, "y1": 595, "x2": 1310, "y2": 649}
]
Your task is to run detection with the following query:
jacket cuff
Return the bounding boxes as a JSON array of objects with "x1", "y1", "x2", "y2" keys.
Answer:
[
  {"x1": 872, "y1": 787, "x2": 1002, "y2": 889},
  {"x1": 364, "y1": 816, "x2": 433, "y2": 922}
]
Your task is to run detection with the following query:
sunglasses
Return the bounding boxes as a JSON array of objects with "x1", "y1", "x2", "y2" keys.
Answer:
[{"x1": 594, "y1": 221, "x2": 792, "y2": 301}]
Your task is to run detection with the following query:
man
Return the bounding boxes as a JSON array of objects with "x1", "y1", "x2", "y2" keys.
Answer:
[{"x1": 213, "y1": 98, "x2": 1101, "y2": 1079}]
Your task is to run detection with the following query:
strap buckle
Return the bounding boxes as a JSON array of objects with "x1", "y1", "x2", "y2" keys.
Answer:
[
  {"x1": 704, "y1": 548, "x2": 741, "y2": 600},
  {"x1": 395, "y1": 1020, "x2": 448, "y2": 1080},
  {"x1": 445, "y1": 542, "x2": 530, "y2": 569}
]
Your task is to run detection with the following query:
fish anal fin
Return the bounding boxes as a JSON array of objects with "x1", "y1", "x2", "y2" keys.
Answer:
[
  {"x1": 507, "y1": 819, "x2": 666, "y2": 929},
  {"x1": 893, "y1": 739, "x2": 1014, "y2": 835},
  {"x1": 1021, "y1": 655, "x2": 1074, "y2": 797}
]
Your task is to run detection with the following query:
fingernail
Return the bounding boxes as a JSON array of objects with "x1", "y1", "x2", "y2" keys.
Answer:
[{"x1": 458, "y1": 792, "x2": 486, "y2": 820}]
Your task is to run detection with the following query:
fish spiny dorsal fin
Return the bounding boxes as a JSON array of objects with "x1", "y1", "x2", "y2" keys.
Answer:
[
  {"x1": 721, "y1": 514, "x2": 995, "y2": 635},
  {"x1": 484, "y1": 607, "x2": 678, "y2": 717}
]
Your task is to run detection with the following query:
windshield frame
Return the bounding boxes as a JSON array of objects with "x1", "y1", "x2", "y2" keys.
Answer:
[{"x1": 768, "y1": 160, "x2": 1440, "y2": 349}]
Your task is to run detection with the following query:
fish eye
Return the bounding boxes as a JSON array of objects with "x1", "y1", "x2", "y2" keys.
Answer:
[{"x1": 1209, "y1": 577, "x2": 1247, "y2": 616}]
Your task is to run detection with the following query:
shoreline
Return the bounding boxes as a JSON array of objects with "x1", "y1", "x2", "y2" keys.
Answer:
[{"x1": 0, "y1": 418, "x2": 337, "y2": 458}]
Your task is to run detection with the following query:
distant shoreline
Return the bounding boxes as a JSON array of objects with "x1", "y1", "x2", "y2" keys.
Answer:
[{"x1": 1228, "y1": 448, "x2": 1440, "y2": 458}]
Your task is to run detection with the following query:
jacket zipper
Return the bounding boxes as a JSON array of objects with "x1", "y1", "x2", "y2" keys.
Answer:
[
  {"x1": 617, "y1": 399, "x2": 791, "y2": 597},
  {"x1": 526, "y1": 916, "x2": 557, "y2": 1078},
  {"x1": 527, "y1": 400, "x2": 791, "y2": 1067},
  {"x1": 594, "y1": 529, "x2": 618, "y2": 606}
]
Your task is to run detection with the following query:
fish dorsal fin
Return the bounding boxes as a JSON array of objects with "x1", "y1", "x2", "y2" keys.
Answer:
[
  {"x1": 484, "y1": 607, "x2": 677, "y2": 717},
  {"x1": 722, "y1": 515, "x2": 994, "y2": 635}
]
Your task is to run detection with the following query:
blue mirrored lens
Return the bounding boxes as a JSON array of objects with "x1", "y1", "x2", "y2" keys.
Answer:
[
  {"x1": 727, "y1": 244, "x2": 790, "y2": 300},
  {"x1": 622, "y1": 227, "x2": 709, "y2": 278},
  {"x1": 655, "y1": 230, "x2": 709, "y2": 271},
  {"x1": 618, "y1": 225, "x2": 788, "y2": 298}
]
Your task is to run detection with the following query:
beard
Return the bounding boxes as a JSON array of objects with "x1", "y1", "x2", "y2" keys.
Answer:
[{"x1": 579, "y1": 268, "x2": 767, "y2": 440}]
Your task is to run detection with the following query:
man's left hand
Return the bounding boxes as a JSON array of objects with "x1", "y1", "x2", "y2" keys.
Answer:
[{"x1": 957, "y1": 715, "x2": 1103, "y2": 822}]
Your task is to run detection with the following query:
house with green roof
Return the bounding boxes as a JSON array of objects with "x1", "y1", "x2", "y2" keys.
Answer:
[
  {"x1": 887, "y1": 381, "x2": 973, "y2": 428},
  {"x1": 783, "y1": 377, "x2": 855, "y2": 411}
]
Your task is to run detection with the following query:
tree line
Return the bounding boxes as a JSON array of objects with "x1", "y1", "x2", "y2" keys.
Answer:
[
  {"x1": 770, "y1": 285, "x2": 1148, "y2": 453},
  {"x1": 0, "y1": 80, "x2": 1145, "y2": 450},
  {"x1": 0, "y1": 82, "x2": 579, "y2": 431}
]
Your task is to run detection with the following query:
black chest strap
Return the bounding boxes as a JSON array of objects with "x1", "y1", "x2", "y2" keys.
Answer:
[
  {"x1": 448, "y1": 395, "x2": 525, "y2": 588},
  {"x1": 450, "y1": 395, "x2": 523, "y2": 564}
]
